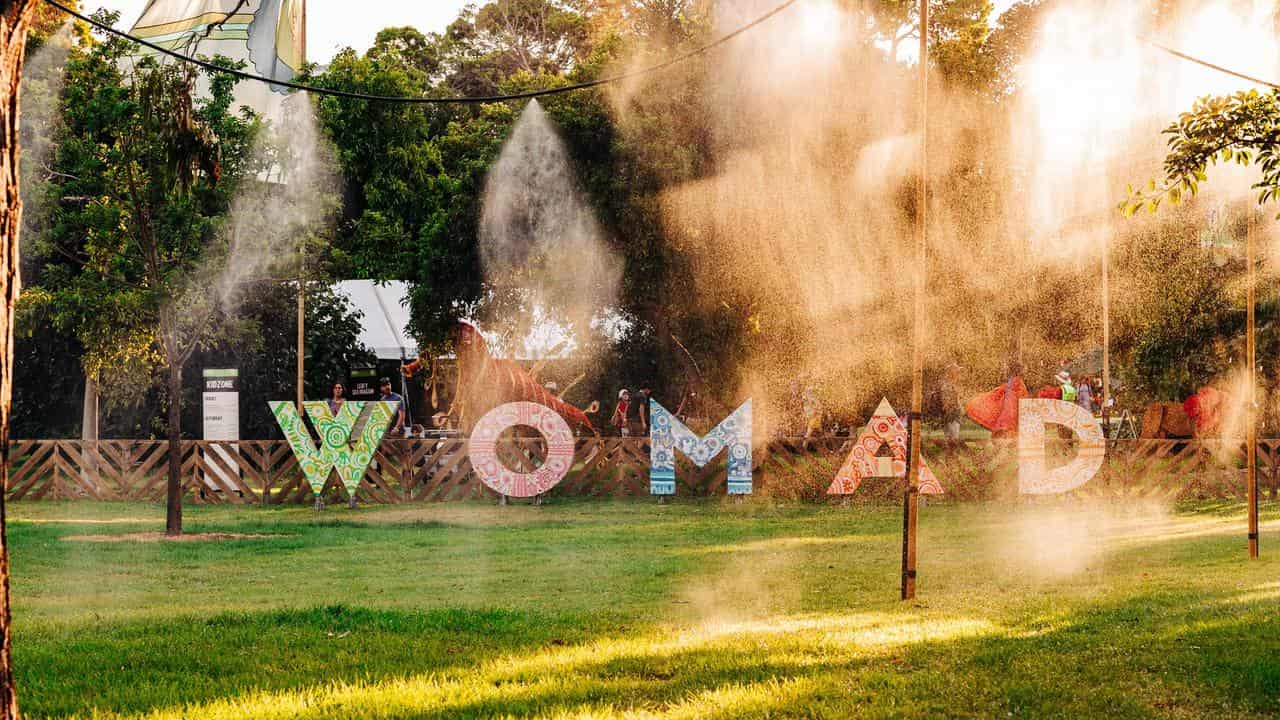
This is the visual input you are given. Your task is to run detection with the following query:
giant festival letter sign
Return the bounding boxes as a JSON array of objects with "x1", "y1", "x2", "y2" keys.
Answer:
[
  {"x1": 468, "y1": 402, "x2": 576, "y2": 498},
  {"x1": 650, "y1": 400, "x2": 753, "y2": 496},
  {"x1": 270, "y1": 401, "x2": 396, "y2": 500},
  {"x1": 1017, "y1": 399, "x2": 1106, "y2": 494},
  {"x1": 828, "y1": 398, "x2": 944, "y2": 496}
]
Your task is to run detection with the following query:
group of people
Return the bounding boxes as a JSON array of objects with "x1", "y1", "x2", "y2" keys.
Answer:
[
  {"x1": 327, "y1": 377, "x2": 408, "y2": 436},
  {"x1": 325, "y1": 376, "x2": 668, "y2": 439},
  {"x1": 323, "y1": 367, "x2": 1114, "y2": 442},
  {"x1": 1036, "y1": 368, "x2": 1102, "y2": 415},
  {"x1": 965, "y1": 362, "x2": 1106, "y2": 439},
  {"x1": 609, "y1": 388, "x2": 653, "y2": 436}
]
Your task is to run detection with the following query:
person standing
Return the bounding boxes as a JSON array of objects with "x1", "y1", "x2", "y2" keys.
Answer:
[
  {"x1": 1055, "y1": 370, "x2": 1077, "y2": 404},
  {"x1": 328, "y1": 381, "x2": 346, "y2": 416},
  {"x1": 636, "y1": 388, "x2": 652, "y2": 434},
  {"x1": 379, "y1": 377, "x2": 406, "y2": 438},
  {"x1": 611, "y1": 389, "x2": 632, "y2": 436},
  {"x1": 802, "y1": 387, "x2": 824, "y2": 441},
  {"x1": 1075, "y1": 374, "x2": 1096, "y2": 414}
]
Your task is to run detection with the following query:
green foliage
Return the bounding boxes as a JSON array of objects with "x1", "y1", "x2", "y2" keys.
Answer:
[
  {"x1": 299, "y1": 0, "x2": 1048, "y2": 414},
  {"x1": 850, "y1": 0, "x2": 997, "y2": 87},
  {"x1": 1116, "y1": 85, "x2": 1280, "y2": 406},
  {"x1": 304, "y1": 49, "x2": 497, "y2": 345},
  {"x1": 32, "y1": 33, "x2": 259, "y2": 398},
  {"x1": 983, "y1": 0, "x2": 1043, "y2": 95},
  {"x1": 1123, "y1": 89, "x2": 1280, "y2": 217},
  {"x1": 26, "y1": 0, "x2": 1242, "y2": 438},
  {"x1": 188, "y1": 283, "x2": 375, "y2": 439},
  {"x1": 1112, "y1": 215, "x2": 1241, "y2": 401},
  {"x1": 21, "y1": 27, "x2": 366, "y2": 439},
  {"x1": 10, "y1": 288, "x2": 84, "y2": 438}
]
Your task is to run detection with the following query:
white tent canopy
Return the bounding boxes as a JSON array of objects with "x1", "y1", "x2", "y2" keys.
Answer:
[{"x1": 334, "y1": 280, "x2": 417, "y2": 361}]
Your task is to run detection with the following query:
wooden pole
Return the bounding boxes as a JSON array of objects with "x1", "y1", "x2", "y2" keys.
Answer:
[
  {"x1": 297, "y1": 279, "x2": 305, "y2": 413},
  {"x1": 300, "y1": 0, "x2": 307, "y2": 63},
  {"x1": 1102, "y1": 230, "x2": 1111, "y2": 436},
  {"x1": 902, "y1": 0, "x2": 927, "y2": 602},
  {"x1": 1247, "y1": 213, "x2": 1259, "y2": 559}
]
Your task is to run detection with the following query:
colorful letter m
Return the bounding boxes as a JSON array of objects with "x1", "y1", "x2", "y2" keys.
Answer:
[{"x1": 649, "y1": 399, "x2": 753, "y2": 496}]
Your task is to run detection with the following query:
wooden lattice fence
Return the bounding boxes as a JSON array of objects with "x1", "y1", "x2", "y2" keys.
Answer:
[{"x1": 7, "y1": 438, "x2": 1280, "y2": 504}]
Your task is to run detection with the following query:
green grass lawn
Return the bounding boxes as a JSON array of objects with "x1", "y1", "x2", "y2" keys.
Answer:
[{"x1": 9, "y1": 498, "x2": 1280, "y2": 719}]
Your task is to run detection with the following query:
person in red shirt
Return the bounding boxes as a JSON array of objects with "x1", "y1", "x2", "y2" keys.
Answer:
[{"x1": 611, "y1": 389, "x2": 632, "y2": 437}]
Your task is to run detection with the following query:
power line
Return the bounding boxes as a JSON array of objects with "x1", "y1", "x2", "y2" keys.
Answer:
[
  {"x1": 48, "y1": 0, "x2": 1277, "y2": 106},
  {"x1": 1142, "y1": 37, "x2": 1280, "y2": 91},
  {"x1": 43, "y1": 0, "x2": 799, "y2": 104}
]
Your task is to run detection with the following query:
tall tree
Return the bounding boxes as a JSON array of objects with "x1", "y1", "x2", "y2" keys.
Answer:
[
  {"x1": 1118, "y1": 88, "x2": 1280, "y2": 408},
  {"x1": 307, "y1": 44, "x2": 491, "y2": 346},
  {"x1": 38, "y1": 36, "x2": 258, "y2": 535},
  {"x1": 0, "y1": 0, "x2": 43, "y2": 715}
]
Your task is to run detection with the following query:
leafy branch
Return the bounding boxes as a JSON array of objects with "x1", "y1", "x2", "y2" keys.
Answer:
[{"x1": 1121, "y1": 89, "x2": 1280, "y2": 216}]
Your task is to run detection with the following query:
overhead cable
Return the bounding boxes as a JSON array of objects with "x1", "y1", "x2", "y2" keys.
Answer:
[
  {"x1": 43, "y1": 0, "x2": 799, "y2": 104},
  {"x1": 1142, "y1": 37, "x2": 1280, "y2": 91}
]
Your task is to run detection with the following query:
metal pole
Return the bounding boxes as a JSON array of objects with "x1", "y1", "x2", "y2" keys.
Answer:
[
  {"x1": 1247, "y1": 213, "x2": 1259, "y2": 559},
  {"x1": 902, "y1": 0, "x2": 927, "y2": 602}
]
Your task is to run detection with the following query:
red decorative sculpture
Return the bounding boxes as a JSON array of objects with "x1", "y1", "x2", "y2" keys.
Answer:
[{"x1": 403, "y1": 321, "x2": 598, "y2": 435}]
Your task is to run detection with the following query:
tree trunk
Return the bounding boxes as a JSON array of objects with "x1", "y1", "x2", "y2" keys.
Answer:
[
  {"x1": 165, "y1": 361, "x2": 182, "y2": 536},
  {"x1": 81, "y1": 372, "x2": 98, "y2": 441},
  {"x1": 0, "y1": 2, "x2": 42, "y2": 718},
  {"x1": 80, "y1": 370, "x2": 98, "y2": 490}
]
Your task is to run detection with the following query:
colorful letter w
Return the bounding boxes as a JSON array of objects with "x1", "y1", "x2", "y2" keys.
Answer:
[
  {"x1": 269, "y1": 401, "x2": 397, "y2": 499},
  {"x1": 649, "y1": 399, "x2": 753, "y2": 496}
]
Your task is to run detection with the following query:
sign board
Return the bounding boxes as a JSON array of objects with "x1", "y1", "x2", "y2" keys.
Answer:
[
  {"x1": 350, "y1": 368, "x2": 378, "y2": 402},
  {"x1": 202, "y1": 369, "x2": 240, "y2": 490},
  {"x1": 202, "y1": 369, "x2": 240, "y2": 440}
]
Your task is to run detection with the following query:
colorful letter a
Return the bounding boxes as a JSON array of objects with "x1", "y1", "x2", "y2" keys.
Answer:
[{"x1": 828, "y1": 398, "x2": 944, "y2": 496}]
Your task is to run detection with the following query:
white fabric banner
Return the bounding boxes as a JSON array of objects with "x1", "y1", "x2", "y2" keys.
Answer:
[{"x1": 130, "y1": 0, "x2": 305, "y2": 116}]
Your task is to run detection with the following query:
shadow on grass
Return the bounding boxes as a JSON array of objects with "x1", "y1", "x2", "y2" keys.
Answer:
[
  {"x1": 20, "y1": 587, "x2": 1280, "y2": 719},
  {"x1": 396, "y1": 588, "x2": 1280, "y2": 719},
  {"x1": 19, "y1": 604, "x2": 621, "y2": 718}
]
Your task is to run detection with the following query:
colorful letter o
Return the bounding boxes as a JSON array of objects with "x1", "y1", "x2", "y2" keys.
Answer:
[{"x1": 468, "y1": 402, "x2": 576, "y2": 498}]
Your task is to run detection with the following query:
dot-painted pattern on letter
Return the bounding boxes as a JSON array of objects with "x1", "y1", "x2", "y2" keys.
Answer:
[
  {"x1": 1017, "y1": 399, "x2": 1106, "y2": 495},
  {"x1": 828, "y1": 398, "x2": 944, "y2": 496},
  {"x1": 468, "y1": 402, "x2": 576, "y2": 498},
  {"x1": 650, "y1": 399, "x2": 753, "y2": 495},
  {"x1": 270, "y1": 401, "x2": 396, "y2": 500}
]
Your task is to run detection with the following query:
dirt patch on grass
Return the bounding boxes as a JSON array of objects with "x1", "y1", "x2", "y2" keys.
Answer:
[{"x1": 64, "y1": 532, "x2": 290, "y2": 543}]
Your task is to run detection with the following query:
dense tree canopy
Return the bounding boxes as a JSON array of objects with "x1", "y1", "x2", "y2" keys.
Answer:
[{"x1": 12, "y1": 0, "x2": 1280, "y2": 439}]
